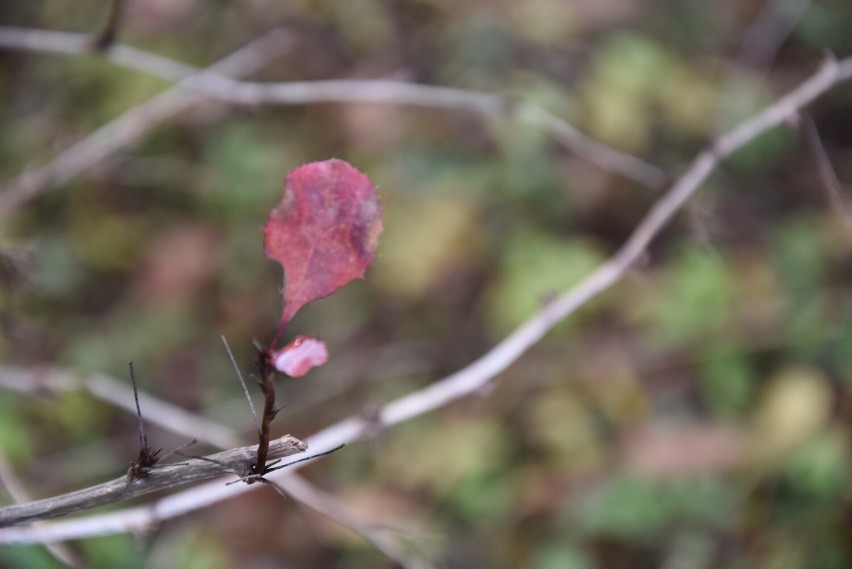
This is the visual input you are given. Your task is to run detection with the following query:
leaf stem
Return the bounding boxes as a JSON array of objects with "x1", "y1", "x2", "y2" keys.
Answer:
[{"x1": 254, "y1": 347, "x2": 276, "y2": 475}]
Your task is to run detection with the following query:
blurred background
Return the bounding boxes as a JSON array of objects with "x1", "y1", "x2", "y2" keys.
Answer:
[{"x1": 1, "y1": 0, "x2": 852, "y2": 567}]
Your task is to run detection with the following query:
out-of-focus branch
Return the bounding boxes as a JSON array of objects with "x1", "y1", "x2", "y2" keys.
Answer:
[
  {"x1": 91, "y1": 0, "x2": 126, "y2": 52},
  {"x1": 802, "y1": 116, "x2": 852, "y2": 241},
  {"x1": 278, "y1": 476, "x2": 434, "y2": 569},
  {"x1": 0, "y1": 452, "x2": 87, "y2": 568},
  {"x1": 0, "y1": 365, "x2": 241, "y2": 449},
  {"x1": 737, "y1": 0, "x2": 812, "y2": 70},
  {"x1": 0, "y1": 25, "x2": 667, "y2": 209},
  {"x1": 0, "y1": 436, "x2": 306, "y2": 527},
  {"x1": 0, "y1": 365, "x2": 435, "y2": 568},
  {"x1": 3, "y1": 54, "x2": 849, "y2": 545},
  {"x1": 0, "y1": 27, "x2": 295, "y2": 219}
]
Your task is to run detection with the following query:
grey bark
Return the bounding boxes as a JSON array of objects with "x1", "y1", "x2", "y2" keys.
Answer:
[{"x1": 0, "y1": 435, "x2": 306, "y2": 527}]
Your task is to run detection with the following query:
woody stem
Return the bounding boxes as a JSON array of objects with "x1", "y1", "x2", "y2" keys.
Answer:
[{"x1": 254, "y1": 352, "x2": 276, "y2": 474}]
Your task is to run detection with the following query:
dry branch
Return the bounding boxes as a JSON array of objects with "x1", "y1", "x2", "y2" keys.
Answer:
[
  {"x1": 0, "y1": 366, "x2": 433, "y2": 568},
  {"x1": 0, "y1": 435, "x2": 306, "y2": 528},
  {"x1": 0, "y1": 25, "x2": 666, "y2": 206},
  {"x1": 0, "y1": 27, "x2": 295, "y2": 218}
]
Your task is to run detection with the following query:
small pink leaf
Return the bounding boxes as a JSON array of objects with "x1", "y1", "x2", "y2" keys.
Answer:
[
  {"x1": 271, "y1": 336, "x2": 329, "y2": 377},
  {"x1": 264, "y1": 159, "x2": 383, "y2": 329}
]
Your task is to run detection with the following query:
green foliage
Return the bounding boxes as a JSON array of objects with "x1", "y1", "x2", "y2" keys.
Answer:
[
  {"x1": 699, "y1": 345, "x2": 757, "y2": 416},
  {"x1": 0, "y1": 546, "x2": 63, "y2": 569},
  {"x1": 532, "y1": 543, "x2": 593, "y2": 569},
  {"x1": 783, "y1": 430, "x2": 851, "y2": 501},
  {"x1": 486, "y1": 228, "x2": 605, "y2": 335},
  {"x1": 574, "y1": 476, "x2": 734, "y2": 542},
  {"x1": 202, "y1": 123, "x2": 284, "y2": 222},
  {"x1": 0, "y1": 398, "x2": 34, "y2": 464},
  {"x1": 635, "y1": 248, "x2": 731, "y2": 350},
  {"x1": 797, "y1": 1, "x2": 852, "y2": 52}
]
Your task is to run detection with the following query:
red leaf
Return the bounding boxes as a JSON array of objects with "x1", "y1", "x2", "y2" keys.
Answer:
[
  {"x1": 271, "y1": 336, "x2": 329, "y2": 377},
  {"x1": 264, "y1": 159, "x2": 383, "y2": 330}
]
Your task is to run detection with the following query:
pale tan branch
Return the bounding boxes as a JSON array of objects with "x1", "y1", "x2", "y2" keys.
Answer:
[
  {"x1": 0, "y1": 436, "x2": 306, "y2": 528},
  {"x1": 0, "y1": 365, "x2": 242, "y2": 450},
  {"x1": 0, "y1": 365, "x2": 434, "y2": 567},
  {"x1": 0, "y1": 27, "x2": 295, "y2": 219},
  {"x1": 0, "y1": 452, "x2": 87, "y2": 568},
  {"x1": 277, "y1": 476, "x2": 435, "y2": 569},
  {"x1": 0, "y1": 25, "x2": 666, "y2": 209}
]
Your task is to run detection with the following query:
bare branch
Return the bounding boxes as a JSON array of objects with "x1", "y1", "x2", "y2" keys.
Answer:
[
  {"x1": 737, "y1": 0, "x2": 812, "y2": 70},
  {"x1": 0, "y1": 435, "x2": 306, "y2": 527},
  {"x1": 0, "y1": 26, "x2": 666, "y2": 205},
  {"x1": 802, "y1": 116, "x2": 852, "y2": 240},
  {"x1": 3, "y1": 54, "x2": 850, "y2": 545},
  {"x1": 0, "y1": 452, "x2": 88, "y2": 568},
  {"x1": 278, "y1": 475, "x2": 436, "y2": 569},
  {"x1": 0, "y1": 365, "x2": 242, "y2": 450},
  {"x1": 221, "y1": 335, "x2": 261, "y2": 435},
  {"x1": 0, "y1": 365, "x2": 434, "y2": 566},
  {"x1": 0, "y1": 27, "x2": 295, "y2": 219}
]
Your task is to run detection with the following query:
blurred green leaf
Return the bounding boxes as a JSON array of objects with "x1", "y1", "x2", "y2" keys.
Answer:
[
  {"x1": 797, "y1": 2, "x2": 852, "y2": 53},
  {"x1": 532, "y1": 543, "x2": 593, "y2": 569},
  {"x1": 485, "y1": 228, "x2": 605, "y2": 336},
  {"x1": 79, "y1": 535, "x2": 145, "y2": 569},
  {"x1": 784, "y1": 429, "x2": 851, "y2": 501},
  {"x1": 0, "y1": 398, "x2": 34, "y2": 465},
  {"x1": 635, "y1": 248, "x2": 731, "y2": 350},
  {"x1": 575, "y1": 476, "x2": 733, "y2": 542},
  {"x1": 699, "y1": 345, "x2": 757, "y2": 417},
  {"x1": 578, "y1": 33, "x2": 673, "y2": 151},
  {"x1": 202, "y1": 123, "x2": 283, "y2": 222},
  {"x1": 0, "y1": 546, "x2": 63, "y2": 569}
]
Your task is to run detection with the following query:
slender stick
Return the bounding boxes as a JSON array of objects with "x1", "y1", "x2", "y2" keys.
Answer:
[
  {"x1": 220, "y1": 335, "x2": 261, "y2": 435},
  {"x1": 0, "y1": 366, "x2": 433, "y2": 568},
  {"x1": 0, "y1": 435, "x2": 306, "y2": 527},
  {"x1": 0, "y1": 452, "x2": 88, "y2": 568},
  {"x1": 127, "y1": 362, "x2": 147, "y2": 458},
  {"x1": 0, "y1": 27, "x2": 295, "y2": 218},
  {"x1": 0, "y1": 26, "x2": 666, "y2": 199},
  {"x1": 802, "y1": 115, "x2": 852, "y2": 240}
]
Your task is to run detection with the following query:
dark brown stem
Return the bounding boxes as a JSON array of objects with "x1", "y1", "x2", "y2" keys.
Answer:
[{"x1": 254, "y1": 346, "x2": 276, "y2": 475}]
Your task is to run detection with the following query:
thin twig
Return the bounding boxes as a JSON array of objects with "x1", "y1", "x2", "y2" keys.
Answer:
[
  {"x1": 3, "y1": 54, "x2": 849, "y2": 545},
  {"x1": 0, "y1": 27, "x2": 295, "y2": 219},
  {"x1": 220, "y1": 335, "x2": 261, "y2": 435},
  {"x1": 802, "y1": 115, "x2": 852, "y2": 241},
  {"x1": 0, "y1": 25, "x2": 666, "y2": 204},
  {"x1": 737, "y1": 0, "x2": 812, "y2": 70},
  {"x1": 274, "y1": 475, "x2": 435, "y2": 569},
  {"x1": 0, "y1": 452, "x2": 88, "y2": 568},
  {"x1": 0, "y1": 365, "x2": 242, "y2": 449},
  {"x1": 0, "y1": 365, "x2": 433, "y2": 567},
  {"x1": 128, "y1": 363, "x2": 147, "y2": 455},
  {"x1": 0, "y1": 436, "x2": 306, "y2": 527},
  {"x1": 126, "y1": 362, "x2": 163, "y2": 479}
]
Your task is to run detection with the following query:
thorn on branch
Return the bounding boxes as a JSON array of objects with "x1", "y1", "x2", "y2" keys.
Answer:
[
  {"x1": 126, "y1": 362, "x2": 162, "y2": 482},
  {"x1": 91, "y1": 0, "x2": 125, "y2": 52}
]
